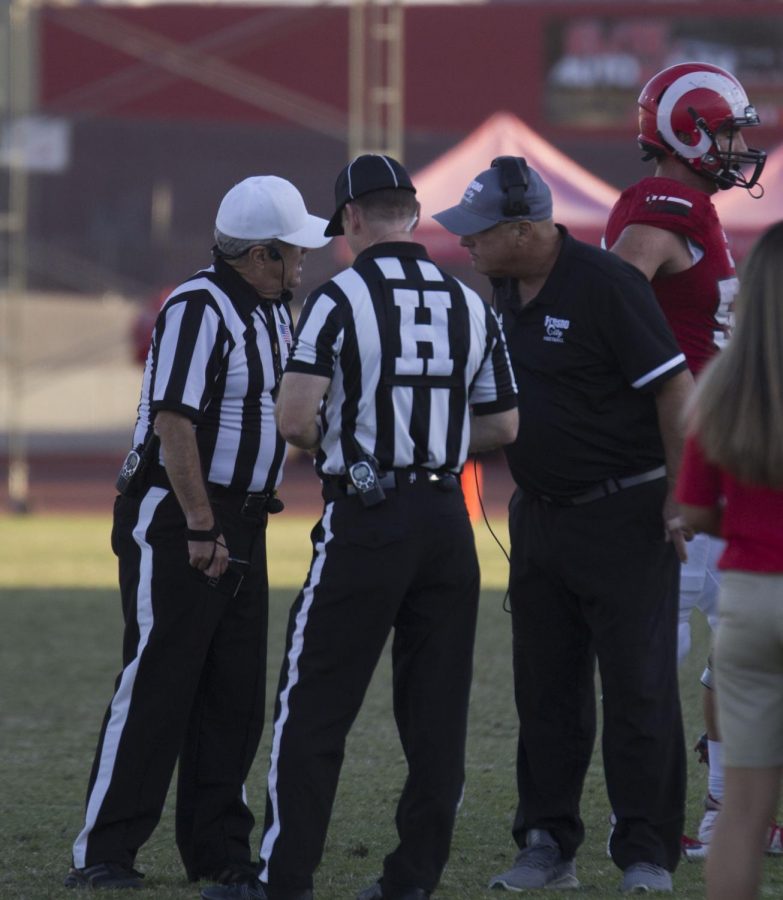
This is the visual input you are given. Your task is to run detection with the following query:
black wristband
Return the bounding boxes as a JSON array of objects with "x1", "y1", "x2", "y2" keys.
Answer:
[{"x1": 186, "y1": 523, "x2": 221, "y2": 542}]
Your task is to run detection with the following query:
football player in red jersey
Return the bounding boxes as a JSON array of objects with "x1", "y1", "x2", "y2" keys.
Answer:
[{"x1": 605, "y1": 61, "x2": 780, "y2": 861}]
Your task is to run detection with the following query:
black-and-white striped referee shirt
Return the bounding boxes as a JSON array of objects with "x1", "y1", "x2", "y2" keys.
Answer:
[
  {"x1": 133, "y1": 257, "x2": 292, "y2": 493},
  {"x1": 286, "y1": 241, "x2": 517, "y2": 475}
]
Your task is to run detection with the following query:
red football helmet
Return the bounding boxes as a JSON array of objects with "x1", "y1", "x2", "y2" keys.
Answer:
[{"x1": 638, "y1": 62, "x2": 766, "y2": 191}]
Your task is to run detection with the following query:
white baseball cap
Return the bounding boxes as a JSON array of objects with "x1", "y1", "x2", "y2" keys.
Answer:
[{"x1": 215, "y1": 176, "x2": 331, "y2": 249}]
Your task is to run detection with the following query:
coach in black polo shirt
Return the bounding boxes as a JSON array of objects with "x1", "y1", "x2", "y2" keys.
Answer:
[
  {"x1": 434, "y1": 159, "x2": 693, "y2": 895},
  {"x1": 64, "y1": 177, "x2": 330, "y2": 893}
]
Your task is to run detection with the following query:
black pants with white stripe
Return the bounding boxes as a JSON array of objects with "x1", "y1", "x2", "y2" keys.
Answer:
[
  {"x1": 508, "y1": 479, "x2": 686, "y2": 873},
  {"x1": 258, "y1": 476, "x2": 480, "y2": 898},
  {"x1": 71, "y1": 484, "x2": 269, "y2": 880}
]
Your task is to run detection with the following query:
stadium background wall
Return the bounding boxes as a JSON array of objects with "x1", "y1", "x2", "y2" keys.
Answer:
[{"x1": 12, "y1": 0, "x2": 783, "y2": 295}]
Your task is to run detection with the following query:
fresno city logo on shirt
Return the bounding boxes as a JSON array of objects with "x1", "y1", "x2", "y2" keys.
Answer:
[{"x1": 543, "y1": 315, "x2": 570, "y2": 344}]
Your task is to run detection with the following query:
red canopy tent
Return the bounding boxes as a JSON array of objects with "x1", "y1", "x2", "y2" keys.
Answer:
[
  {"x1": 411, "y1": 111, "x2": 620, "y2": 263},
  {"x1": 713, "y1": 140, "x2": 783, "y2": 263}
]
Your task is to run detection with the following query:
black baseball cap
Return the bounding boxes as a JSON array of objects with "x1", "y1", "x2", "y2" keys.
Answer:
[{"x1": 325, "y1": 153, "x2": 416, "y2": 236}]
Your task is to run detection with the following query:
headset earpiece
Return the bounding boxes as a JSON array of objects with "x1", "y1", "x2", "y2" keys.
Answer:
[
  {"x1": 491, "y1": 156, "x2": 530, "y2": 218},
  {"x1": 267, "y1": 245, "x2": 282, "y2": 261}
]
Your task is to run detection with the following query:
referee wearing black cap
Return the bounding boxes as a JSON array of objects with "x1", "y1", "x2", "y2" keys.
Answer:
[
  {"x1": 65, "y1": 176, "x2": 330, "y2": 893},
  {"x1": 203, "y1": 154, "x2": 518, "y2": 900}
]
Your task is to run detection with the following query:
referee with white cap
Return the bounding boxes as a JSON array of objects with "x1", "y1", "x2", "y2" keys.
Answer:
[
  {"x1": 203, "y1": 154, "x2": 518, "y2": 900},
  {"x1": 64, "y1": 176, "x2": 330, "y2": 893}
]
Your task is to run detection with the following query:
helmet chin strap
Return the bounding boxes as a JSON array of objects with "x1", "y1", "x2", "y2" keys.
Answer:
[{"x1": 727, "y1": 161, "x2": 766, "y2": 197}]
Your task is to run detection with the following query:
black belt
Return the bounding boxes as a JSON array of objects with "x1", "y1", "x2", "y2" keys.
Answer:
[
  {"x1": 537, "y1": 465, "x2": 667, "y2": 507},
  {"x1": 135, "y1": 465, "x2": 282, "y2": 519},
  {"x1": 321, "y1": 467, "x2": 458, "y2": 501},
  {"x1": 208, "y1": 483, "x2": 284, "y2": 518}
]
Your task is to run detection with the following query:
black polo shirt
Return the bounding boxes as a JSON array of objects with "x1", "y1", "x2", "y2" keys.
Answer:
[{"x1": 497, "y1": 227, "x2": 687, "y2": 499}]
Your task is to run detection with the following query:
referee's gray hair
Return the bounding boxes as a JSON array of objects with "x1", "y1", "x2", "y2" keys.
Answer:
[{"x1": 214, "y1": 229, "x2": 272, "y2": 259}]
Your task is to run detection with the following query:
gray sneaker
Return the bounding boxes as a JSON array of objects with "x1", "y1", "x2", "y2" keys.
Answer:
[
  {"x1": 620, "y1": 862, "x2": 672, "y2": 894},
  {"x1": 489, "y1": 829, "x2": 579, "y2": 891}
]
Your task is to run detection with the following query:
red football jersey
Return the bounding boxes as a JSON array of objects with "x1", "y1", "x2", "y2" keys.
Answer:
[{"x1": 605, "y1": 176, "x2": 738, "y2": 375}]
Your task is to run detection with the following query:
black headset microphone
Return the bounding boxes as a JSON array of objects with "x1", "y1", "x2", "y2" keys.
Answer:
[
  {"x1": 267, "y1": 243, "x2": 293, "y2": 304},
  {"x1": 264, "y1": 239, "x2": 290, "y2": 516},
  {"x1": 491, "y1": 155, "x2": 531, "y2": 217},
  {"x1": 488, "y1": 155, "x2": 532, "y2": 310},
  {"x1": 478, "y1": 157, "x2": 529, "y2": 608}
]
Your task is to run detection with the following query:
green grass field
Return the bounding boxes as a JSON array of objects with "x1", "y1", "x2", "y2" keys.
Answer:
[{"x1": 2, "y1": 514, "x2": 782, "y2": 899}]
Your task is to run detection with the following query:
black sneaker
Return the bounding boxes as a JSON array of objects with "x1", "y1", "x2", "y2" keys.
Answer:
[
  {"x1": 211, "y1": 865, "x2": 263, "y2": 884},
  {"x1": 200, "y1": 881, "x2": 267, "y2": 900},
  {"x1": 205, "y1": 886, "x2": 310, "y2": 900},
  {"x1": 357, "y1": 879, "x2": 428, "y2": 900},
  {"x1": 64, "y1": 862, "x2": 144, "y2": 890}
]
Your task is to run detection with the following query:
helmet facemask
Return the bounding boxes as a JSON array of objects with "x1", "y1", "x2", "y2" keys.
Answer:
[{"x1": 688, "y1": 107, "x2": 766, "y2": 191}]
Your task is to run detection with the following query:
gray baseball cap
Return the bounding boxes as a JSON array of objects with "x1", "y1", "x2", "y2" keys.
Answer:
[{"x1": 433, "y1": 161, "x2": 553, "y2": 236}]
